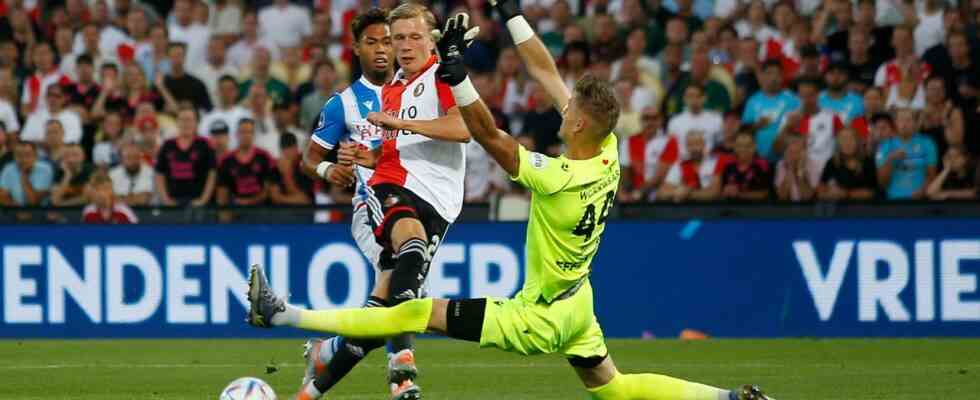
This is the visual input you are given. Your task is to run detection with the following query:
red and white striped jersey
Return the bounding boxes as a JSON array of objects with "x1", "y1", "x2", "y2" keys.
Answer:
[
  {"x1": 368, "y1": 56, "x2": 465, "y2": 223},
  {"x1": 873, "y1": 60, "x2": 931, "y2": 90},
  {"x1": 619, "y1": 131, "x2": 671, "y2": 189},
  {"x1": 21, "y1": 70, "x2": 72, "y2": 113},
  {"x1": 779, "y1": 109, "x2": 844, "y2": 164},
  {"x1": 665, "y1": 154, "x2": 731, "y2": 189}
]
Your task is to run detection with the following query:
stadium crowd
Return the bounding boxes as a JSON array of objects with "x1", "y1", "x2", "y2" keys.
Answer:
[{"x1": 1, "y1": 0, "x2": 979, "y2": 223}]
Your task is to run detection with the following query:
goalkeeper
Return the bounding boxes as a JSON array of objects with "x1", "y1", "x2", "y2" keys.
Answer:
[{"x1": 248, "y1": 4, "x2": 775, "y2": 399}]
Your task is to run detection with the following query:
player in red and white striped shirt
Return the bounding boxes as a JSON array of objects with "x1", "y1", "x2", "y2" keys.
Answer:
[{"x1": 327, "y1": 4, "x2": 472, "y2": 400}]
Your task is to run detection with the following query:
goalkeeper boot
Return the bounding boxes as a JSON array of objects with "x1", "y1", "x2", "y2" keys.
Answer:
[
  {"x1": 733, "y1": 385, "x2": 776, "y2": 400},
  {"x1": 388, "y1": 349, "x2": 421, "y2": 400},
  {"x1": 246, "y1": 264, "x2": 284, "y2": 328}
]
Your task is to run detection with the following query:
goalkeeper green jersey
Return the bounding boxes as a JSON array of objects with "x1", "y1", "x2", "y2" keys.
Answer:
[{"x1": 511, "y1": 133, "x2": 620, "y2": 303}]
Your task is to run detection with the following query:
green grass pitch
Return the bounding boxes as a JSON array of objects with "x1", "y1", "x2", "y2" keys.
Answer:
[{"x1": 2, "y1": 338, "x2": 978, "y2": 399}]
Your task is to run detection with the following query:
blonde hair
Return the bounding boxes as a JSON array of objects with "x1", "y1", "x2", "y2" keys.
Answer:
[{"x1": 388, "y1": 2, "x2": 436, "y2": 30}]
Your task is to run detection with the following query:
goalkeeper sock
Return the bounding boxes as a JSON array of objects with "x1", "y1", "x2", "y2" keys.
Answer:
[
  {"x1": 587, "y1": 372, "x2": 732, "y2": 400},
  {"x1": 296, "y1": 298, "x2": 433, "y2": 338}
]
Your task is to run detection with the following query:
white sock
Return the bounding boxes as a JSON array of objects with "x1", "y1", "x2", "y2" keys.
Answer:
[
  {"x1": 301, "y1": 381, "x2": 323, "y2": 399},
  {"x1": 270, "y1": 302, "x2": 302, "y2": 326}
]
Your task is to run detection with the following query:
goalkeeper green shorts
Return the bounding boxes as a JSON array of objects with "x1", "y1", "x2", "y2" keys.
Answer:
[{"x1": 479, "y1": 280, "x2": 608, "y2": 359}]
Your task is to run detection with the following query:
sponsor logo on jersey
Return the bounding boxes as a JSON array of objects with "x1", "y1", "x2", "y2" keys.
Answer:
[
  {"x1": 530, "y1": 152, "x2": 548, "y2": 169},
  {"x1": 414, "y1": 82, "x2": 425, "y2": 97}
]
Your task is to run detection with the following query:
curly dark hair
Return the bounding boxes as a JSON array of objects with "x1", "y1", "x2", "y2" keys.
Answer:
[{"x1": 351, "y1": 7, "x2": 390, "y2": 43}]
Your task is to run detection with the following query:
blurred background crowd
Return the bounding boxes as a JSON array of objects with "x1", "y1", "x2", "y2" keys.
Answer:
[{"x1": 1, "y1": 0, "x2": 979, "y2": 224}]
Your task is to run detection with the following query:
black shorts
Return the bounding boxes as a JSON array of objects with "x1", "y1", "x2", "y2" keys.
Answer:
[{"x1": 365, "y1": 183, "x2": 450, "y2": 268}]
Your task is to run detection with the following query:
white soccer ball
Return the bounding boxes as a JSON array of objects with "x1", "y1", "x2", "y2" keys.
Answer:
[{"x1": 219, "y1": 377, "x2": 277, "y2": 400}]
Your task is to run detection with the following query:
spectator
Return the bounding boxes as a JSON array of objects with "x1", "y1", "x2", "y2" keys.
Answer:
[
  {"x1": 658, "y1": 131, "x2": 726, "y2": 202},
  {"x1": 193, "y1": 36, "x2": 240, "y2": 108},
  {"x1": 774, "y1": 77, "x2": 843, "y2": 165},
  {"x1": 217, "y1": 119, "x2": 274, "y2": 208},
  {"x1": 715, "y1": 111, "x2": 740, "y2": 155},
  {"x1": 272, "y1": 101, "x2": 305, "y2": 158},
  {"x1": 41, "y1": 120, "x2": 68, "y2": 164},
  {"x1": 240, "y1": 47, "x2": 291, "y2": 105},
  {"x1": 818, "y1": 127, "x2": 878, "y2": 201},
  {"x1": 849, "y1": 86, "x2": 885, "y2": 139},
  {"x1": 885, "y1": 60, "x2": 926, "y2": 110},
  {"x1": 245, "y1": 85, "x2": 282, "y2": 157},
  {"x1": 876, "y1": 108, "x2": 938, "y2": 200},
  {"x1": 742, "y1": 60, "x2": 801, "y2": 160},
  {"x1": 21, "y1": 41, "x2": 72, "y2": 115},
  {"x1": 227, "y1": 10, "x2": 281, "y2": 70},
  {"x1": 270, "y1": 133, "x2": 313, "y2": 205},
  {"x1": 620, "y1": 107, "x2": 671, "y2": 202},
  {"x1": 154, "y1": 107, "x2": 217, "y2": 206},
  {"x1": 590, "y1": 14, "x2": 626, "y2": 61},
  {"x1": 820, "y1": 62, "x2": 865, "y2": 123},
  {"x1": 167, "y1": 0, "x2": 210, "y2": 69},
  {"x1": 522, "y1": 85, "x2": 563, "y2": 156},
  {"x1": 666, "y1": 49, "x2": 732, "y2": 113},
  {"x1": 926, "y1": 146, "x2": 977, "y2": 200},
  {"x1": 300, "y1": 61, "x2": 336, "y2": 132},
  {"x1": 874, "y1": 26, "x2": 930, "y2": 90},
  {"x1": 560, "y1": 41, "x2": 591, "y2": 89},
  {"x1": 942, "y1": 32, "x2": 980, "y2": 105},
  {"x1": 92, "y1": 112, "x2": 126, "y2": 166},
  {"x1": 0, "y1": 122, "x2": 10, "y2": 167},
  {"x1": 258, "y1": 0, "x2": 313, "y2": 50},
  {"x1": 721, "y1": 131, "x2": 772, "y2": 201},
  {"x1": 82, "y1": 172, "x2": 138, "y2": 224},
  {"x1": 162, "y1": 42, "x2": 213, "y2": 112},
  {"x1": 51, "y1": 144, "x2": 95, "y2": 207},
  {"x1": 775, "y1": 136, "x2": 822, "y2": 201},
  {"x1": 841, "y1": 29, "x2": 882, "y2": 94},
  {"x1": 867, "y1": 112, "x2": 897, "y2": 156},
  {"x1": 93, "y1": 63, "x2": 179, "y2": 121},
  {"x1": 136, "y1": 24, "x2": 172, "y2": 83},
  {"x1": 0, "y1": 82, "x2": 19, "y2": 136},
  {"x1": 109, "y1": 142, "x2": 154, "y2": 206},
  {"x1": 921, "y1": 76, "x2": 965, "y2": 164},
  {"x1": 63, "y1": 54, "x2": 101, "y2": 131},
  {"x1": 0, "y1": 142, "x2": 54, "y2": 207},
  {"x1": 21, "y1": 84, "x2": 84, "y2": 144},
  {"x1": 211, "y1": 0, "x2": 244, "y2": 39},
  {"x1": 666, "y1": 84, "x2": 724, "y2": 154},
  {"x1": 208, "y1": 121, "x2": 232, "y2": 158},
  {"x1": 271, "y1": 46, "x2": 313, "y2": 93},
  {"x1": 200, "y1": 75, "x2": 251, "y2": 149}
]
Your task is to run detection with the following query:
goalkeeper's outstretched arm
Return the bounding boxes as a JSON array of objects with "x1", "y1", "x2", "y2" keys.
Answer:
[
  {"x1": 492, "y1": 0, "x2": 571, "y2": 113},
  {"x1": 435, "y1": 14, "x2": 521, "y2": 177}
]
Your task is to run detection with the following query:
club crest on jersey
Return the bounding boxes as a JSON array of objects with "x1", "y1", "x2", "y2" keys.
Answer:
[
  {"x1": 530, "y1": 152, "x2": 548, "y2": 169},
  {"x1": 384, "y1": 195, "x2": 401, "y2": 207},
  {"x1": 414, "y1": 82, "x2": 425, "y2": 97}
]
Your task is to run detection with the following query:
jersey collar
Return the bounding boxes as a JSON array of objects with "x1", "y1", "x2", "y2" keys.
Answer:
[
  {"x1": 358, "y1": 75, "x2": 383, "y2": 92},
  {"x1": 391, "y1": 54, "x2": 438, "y2": 86}
]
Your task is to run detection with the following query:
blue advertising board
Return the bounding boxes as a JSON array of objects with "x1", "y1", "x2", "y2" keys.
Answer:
[{"x1": 1, "y1": 220, "x2": 979, "y2": 338}]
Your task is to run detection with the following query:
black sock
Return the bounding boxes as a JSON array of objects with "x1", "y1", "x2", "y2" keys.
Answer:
[
  {"x1": 387, "y1": 333, "x2": 415, "y2": 354},
  {"x1": 388, "y1": 238, "x2": 427, "y2": 305},
  {"x1": 312, "y1": 296, "x2": 388, "y2": 393}
]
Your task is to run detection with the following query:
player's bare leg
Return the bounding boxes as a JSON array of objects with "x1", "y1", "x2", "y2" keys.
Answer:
[{"x1": 574, "y1": 356, "x2": 775, "y2": 400}]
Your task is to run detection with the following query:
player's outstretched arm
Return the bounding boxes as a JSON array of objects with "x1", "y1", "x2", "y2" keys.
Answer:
[
  {"x1": 491, "y1": 0, "x2": 570, "y2": 113},
  {"x1": 435, "y1": 13, "x2": 520, "y2": 176}
]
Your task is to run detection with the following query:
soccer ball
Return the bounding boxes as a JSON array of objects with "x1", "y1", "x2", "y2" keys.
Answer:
[{"x1": 219, "y1": 377, "x2": 277, "y2": 400}]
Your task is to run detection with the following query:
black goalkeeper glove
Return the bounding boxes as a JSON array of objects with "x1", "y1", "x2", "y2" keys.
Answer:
[
  {"x1": 433, "y1": 13, "x2": 479, "y2": 86},
  {"x1": 489, "y1": 0, "x2": 522, "y2": 23}
]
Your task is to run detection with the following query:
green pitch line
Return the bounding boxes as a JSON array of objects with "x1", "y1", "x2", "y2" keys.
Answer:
[{"x1": 1, "y1": 339, "x2": 978, "y2": 399}]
